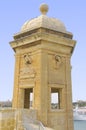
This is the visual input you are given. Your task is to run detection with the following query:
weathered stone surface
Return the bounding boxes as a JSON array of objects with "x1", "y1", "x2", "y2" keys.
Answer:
[{"x1": 0, "y1": 109, "x2": 16, "y2": 130}]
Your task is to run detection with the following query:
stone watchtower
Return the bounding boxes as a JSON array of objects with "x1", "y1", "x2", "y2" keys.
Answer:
[{"x1": 10, "y1": 4, "x2": 76, "y2": 130}]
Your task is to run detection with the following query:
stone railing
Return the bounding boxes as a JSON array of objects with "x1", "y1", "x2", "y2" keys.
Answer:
[{"x1": 15, "y1": 109, "x2": 45, "y2": 130}]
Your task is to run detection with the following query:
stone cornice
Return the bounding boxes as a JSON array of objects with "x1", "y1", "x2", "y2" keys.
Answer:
[{"x1": 10, "y1": 31, "x2": 76, "y2": 55}]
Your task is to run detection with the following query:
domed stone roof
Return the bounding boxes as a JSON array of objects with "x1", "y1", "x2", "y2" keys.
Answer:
[{"x1": 21, "y1": 4, "x2": 66, "y2": 33}]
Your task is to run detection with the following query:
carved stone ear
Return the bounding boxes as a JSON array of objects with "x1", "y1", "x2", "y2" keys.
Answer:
[
  {"x1": 24, "y1": 54, "x2": 32, "y2": 64},
  {"x1": 55, "y1": 55, "x2": 61, "y2": 63},
  {"x1": 55, "y1": 55, "x2": 62, "y2": 69}
]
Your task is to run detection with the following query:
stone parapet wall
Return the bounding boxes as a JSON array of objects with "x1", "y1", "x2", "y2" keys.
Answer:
[
  {"x1": 0, "y1": 108, "x2": 16, "y2": 130},
  {"x1": 0, "y1": 108, "x2": 37, "y2": 130}
]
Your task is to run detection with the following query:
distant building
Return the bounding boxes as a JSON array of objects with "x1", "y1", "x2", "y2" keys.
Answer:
[{"x1": 0, "y1": 100, "x2": 12, "y2": 108}]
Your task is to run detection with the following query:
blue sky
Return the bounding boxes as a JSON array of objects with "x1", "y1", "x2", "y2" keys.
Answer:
[{"x1": 0, "y1": 0, "x2": 86, "y2": 102}]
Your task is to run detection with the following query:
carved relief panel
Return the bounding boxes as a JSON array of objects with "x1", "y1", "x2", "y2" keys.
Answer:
[
  {"x1": 19, "y1": 53, "x2": 36, "y2": 88},
  {"x1": 48, "y1": 53, "x2": 66, "y2": 84}
]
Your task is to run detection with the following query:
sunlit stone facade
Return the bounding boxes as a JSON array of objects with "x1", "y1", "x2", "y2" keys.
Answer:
[{"x1": 0, "y1": 4, "x2": 76, "y2": 130}]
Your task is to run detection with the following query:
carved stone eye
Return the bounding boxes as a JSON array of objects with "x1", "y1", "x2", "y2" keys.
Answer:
[{"x1": 24, "y1": 54, "x2": 32, "y2": 64}]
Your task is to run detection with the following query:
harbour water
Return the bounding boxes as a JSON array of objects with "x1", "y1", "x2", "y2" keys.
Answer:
[{"x1": 74, "y1": 121, "x2": 86, "y2": 130}]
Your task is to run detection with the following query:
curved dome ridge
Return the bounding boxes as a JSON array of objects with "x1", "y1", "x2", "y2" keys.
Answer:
[{"x1": 21, "y1": 14, "x2": 66, "y2": 33}]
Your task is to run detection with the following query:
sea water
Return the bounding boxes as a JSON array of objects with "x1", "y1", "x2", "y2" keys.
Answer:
[{"x1": 74, "y1": 121, "x2": 86, "y2": 130}]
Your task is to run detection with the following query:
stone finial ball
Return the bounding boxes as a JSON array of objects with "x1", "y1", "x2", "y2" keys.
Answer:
[{"x1": 40, "y1": 3, "x2": 49, "y2": 15}]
